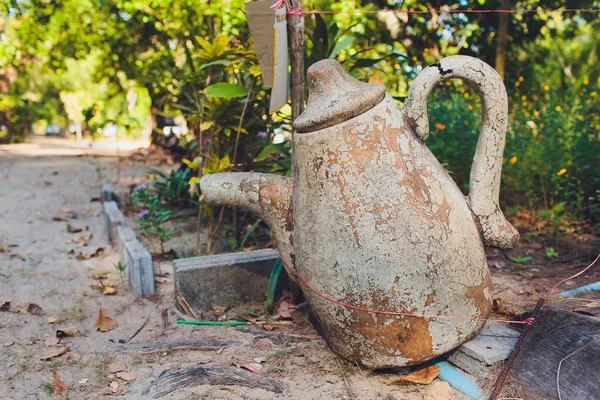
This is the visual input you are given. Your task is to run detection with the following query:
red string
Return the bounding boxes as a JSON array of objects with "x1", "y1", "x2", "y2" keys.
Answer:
[
  {"x1": 279, "y1": 257, "x2": 534, "y2": 326},
  {"x1": 287, "y1": 8, "x2": 600, "y2": 16},
  {"x1": 279, "y1": 252, "x2": 599, "y2": 326},
  {"x1": 543, "y1": 253, "x2": 600, "y2": 308}
]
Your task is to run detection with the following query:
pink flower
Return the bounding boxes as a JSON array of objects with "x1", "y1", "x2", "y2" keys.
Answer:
[
  {"x1": 138, "y1": 209, "x2": 149, "y2": 217},
  {"x1": 257, "y1": 131, "x2": 267, "y2": 137},
  {"x1": 136, "y1": 184, "x2": 147, "y2": 191}
]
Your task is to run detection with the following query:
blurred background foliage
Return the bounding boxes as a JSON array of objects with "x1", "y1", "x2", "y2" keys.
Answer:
[{"x1": 1, "y1": 0, "x2": 598, "y2": 252}]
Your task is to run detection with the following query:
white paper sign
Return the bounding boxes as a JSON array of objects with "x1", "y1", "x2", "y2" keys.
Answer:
[
  {"x1": 269, "y1": 7, "x2": 289, "y2": 113},
  {"x1": 245, "y1": 0, "x2": 274, "y2": 88}
]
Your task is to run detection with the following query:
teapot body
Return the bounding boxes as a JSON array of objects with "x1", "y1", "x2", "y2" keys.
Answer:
[
  {"x1": 200, "y1": 56, "x2": 518, "y2": 369},
  {"x1": 293, "y1": 94, "x2": 491, "y2": 367}
]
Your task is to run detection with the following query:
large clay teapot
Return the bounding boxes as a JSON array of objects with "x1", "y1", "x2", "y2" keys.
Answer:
[{"x1": 200, "y1": 56, "x2": 519, "y2": 368}]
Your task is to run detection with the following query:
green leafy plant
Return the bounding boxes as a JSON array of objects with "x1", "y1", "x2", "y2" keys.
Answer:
[
  {"x1": 132, "y1": 184, "x2": 178, "y2": 254},
  {"x1": 545, "y1": 247, "x2": 558, "y2": 258},
  {"x1": 508, "y1": 256, "x2": 533, "y2": 264},
  {"x1": 538, "y1": 202, "x2": 567, "y2": 246}
]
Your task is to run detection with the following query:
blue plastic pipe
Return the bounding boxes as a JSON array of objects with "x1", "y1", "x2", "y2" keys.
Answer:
[
  {"x1": 559, "y1": 281, "x2": 600, "y2": 297},
  {"x1": 434, "y1": 361, "x2": 486, "y2": 400}
]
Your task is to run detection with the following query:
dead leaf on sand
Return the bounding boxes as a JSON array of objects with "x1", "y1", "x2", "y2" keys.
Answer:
[
  {"x1": 76, "y1": 247, "x2": 105, "y2": 260},
  {"x1": 45, "y1": 336, "x2": 61, "y2": 346},
  {"x1": 41, "y1": 347, "x2": 70, "y2": 360},
  {"x1": 102, "y1": 381, "x2": 123, "y2": 395},
  {"x1": 388, "y1": 365, "x2": 440, "y2": 385},
  {"x1": 4, "y1": 340, "x2": 15, "y2": 347},
  {"x1": 56, "y1": 326, "x2": 79, "y2": 337},
  {"x1": 71, "y1": 233, "x2": 92, "y2": 246},
  {"x1": 211, "y1": 305, "x2": 228, "y2": 313},
  {"x1": 116, "y1": 371, "x2": 136, "y2": 382},
  {"x1": 100, "y1": 281, "x2": 118, "y2": 296},
  {"x1": 47, "y1": 316, "x2": 60, "y2": 324},
  {"x1": 0, "y1": 246, "x2": 7, "y2": 253},
  {"x1": 0, "y1": 301, "x2": 10, "y2": 311},
  {"x1": 95, "y1": 309, "x2": 118, "y2": 332},
  {"x1": 16, "y1": 303, "x2": 44, "y2": 315},
  {"x1": 277, "y1": 301, "x2": 296, "y2": 319},
  {"x1": 67, "y1": 224, "x2": 83, "y2": 233},
  {"x1": 176, "y1": 295, "x2": 199, "y2": 320},
  {"x1": 52, "y1": 371, "x2": 68, "y2": 395},
  {"x1": 10, "y1": 253, "x2": 26, "y2": 261},
  {"x1": 107, "y1": 363, "x2": 126, "y2": 373}
]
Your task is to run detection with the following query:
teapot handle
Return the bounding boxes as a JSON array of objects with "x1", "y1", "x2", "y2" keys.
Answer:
[{"x1": 403, "y1": 56, "x2": 519, "y2": 249}]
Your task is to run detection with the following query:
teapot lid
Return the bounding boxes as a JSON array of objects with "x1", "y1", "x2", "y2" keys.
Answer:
[{"x1": 293, "y1": 59, "x2": 385, "y2": 133}]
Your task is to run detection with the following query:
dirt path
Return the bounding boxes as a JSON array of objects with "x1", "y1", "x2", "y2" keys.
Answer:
[{"x1": 1, "y1": 138, "x2": 472, "y2": 400}]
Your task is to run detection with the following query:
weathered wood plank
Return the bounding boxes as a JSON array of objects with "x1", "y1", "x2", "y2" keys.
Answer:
[
  {"x1": 142, "y1": 365, "x2": 284, "y2": 398},
  {"x1": 510, "y1": 307, "x2": 600, "y2": 400}
]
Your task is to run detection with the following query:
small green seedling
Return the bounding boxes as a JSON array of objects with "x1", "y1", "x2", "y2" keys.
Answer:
[
  {"x1": 545, "y1": 247, "x2": 558, "y2": 258},
  {"x1": 114, "y1": 262, "x2": 127, "y2": 273},
  {"x1": 508, "y1": 256, "x2": 532, "y2": 264}
]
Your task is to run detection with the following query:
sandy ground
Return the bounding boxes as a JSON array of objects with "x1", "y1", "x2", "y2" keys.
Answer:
[{"x1": 0, "y1": 137, "x2": 474, "y2": 400}]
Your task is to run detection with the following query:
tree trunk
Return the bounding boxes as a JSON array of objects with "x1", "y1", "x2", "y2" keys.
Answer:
[{"x1": 495, "y1": 0, "x2": 509, "y2": 80}]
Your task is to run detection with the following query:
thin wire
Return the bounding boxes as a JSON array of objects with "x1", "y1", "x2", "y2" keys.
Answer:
[
  {"x1": 544, "y1": 253, "x2": 600, "y2": 307},
  {"x1": 280, "y1": 257, "x2": 534, "y2": 326},
  {"x1": 279, "y1": 252, "x2": 600, "y2": 326},
  {"x1": 286, "y1": 8, "x2": 600, "y2": 16}
]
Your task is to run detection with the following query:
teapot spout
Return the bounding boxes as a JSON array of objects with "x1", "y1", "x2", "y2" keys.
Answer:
[{"x1": 200, "y1": 172, "x2": 295, "y2": 263}]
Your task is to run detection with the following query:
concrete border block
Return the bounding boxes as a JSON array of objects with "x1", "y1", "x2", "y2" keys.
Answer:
[
  {"x1": 125, "y1": 239, "x2": 155, "y2": 297},
  {"x1": 103, "y1": 201, "x2": 125, "y2": 243},
  {"x1": 174, "y1": 249, "x2": 284, "y2": 310},
  {"x1": 447, "y1": 321, "x2": 519, "y2": 378},
  {"x1": 101, "y1": 183, "x2": 117, "y2": 203},
  {"x1": 116, "y1": 224, "x2": 137, "y2": 265}
]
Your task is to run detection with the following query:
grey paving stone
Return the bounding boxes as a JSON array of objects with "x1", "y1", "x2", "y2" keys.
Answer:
[
  {"x1": 174, "y1": 249, "x2": 284, "y2": 310},
  {"x1": 116, "y1": 224, "x2": 136, "y2": 265},
  {"x1": 103, "y1": 201, "x2": 125, "y2": 243},
  {"x1": 101, "y1": 183, "x2": 117, "y2": 202},
  {"x1": 125, "y1": 239, "x2": 155, "y2": 297},
  {"x1": 447, "y1": 320, "x2": 519, "y2": 378}
]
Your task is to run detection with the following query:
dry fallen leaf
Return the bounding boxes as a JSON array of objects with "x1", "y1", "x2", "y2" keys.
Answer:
[
  {"x1": 176, "y1": 295, "x2": 199, "y2": 320},
  {"x1": 41, "y1": 347, "x2": 70, "y2": 360},
  {"x1": 0, "y1": 246, "x2": 7, "y2": 253},
  {"x1": 95, "y1": 309, "x2": 118, "y2": 332},
  {"x1": 56, "y1": 326, "x2": 79, "y2": 337},
  {"x1": 211, "y1": 305, "x2": 228, "y2": 313},
  {"x1": 76, "y1": 247, "x2": 105, "y2": 260},
  {"x1": 107, "y1": 363, "x2": 126, "y2": 373},
  {"x1": 45, "y1": 336, "x2": 61, "y2": 346},
  {"x1": 47, "y1": 316, "x2": 60, "y2": 324},
  {"x1": 52, "y1": 371, "x2": 68, "y2": 395},
  {"x1": 277, "y1": 301, "x2": 296, "y2": 319},
  {"x1": 101, "y1": 281, "x2": 118, "y2": 296},
  {"x1": 116, "y1": 371, "x2": 136, "y2": 382},
  {"x1": 102, "y1": 381, "x2": 123, "y2": 395},
  {"x1": 0, "y1": 301, "x2": 10, "y2": 311},
  {"x1": 262, "y1": 324, "x2": 276, "y2": 331},
  {"x1": 71, "y1": 233, "x2": 91, "y2": 246},
  {"x1": 424, "y1": 380, "x2": 453, "y2": 400},
  {"x1": 10, "y1": 253, "x2": 26, "y2": 261},
  {"x1": 388, "y1": 365, "x2": 440, "y2": 385},
  {"x1": 44, "y1": 180, "x2": 53, "y2": 186},
  {"x1": 493, "y1": 298, "x2": 505, "y2": 314},
  {"x1": 67, "y1": 225, "x2": 83, "y2": 233},
  {"x1": 4, "y1": 340, "x2": 15, "y2": 347},
  {"x1": 16, "y1": 303, "x2": 44, "y2": 315}
]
